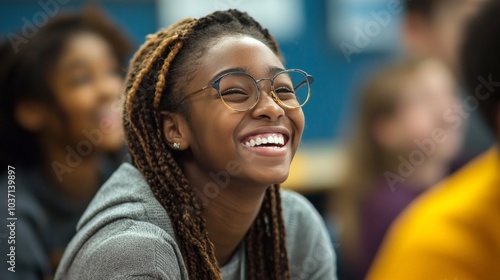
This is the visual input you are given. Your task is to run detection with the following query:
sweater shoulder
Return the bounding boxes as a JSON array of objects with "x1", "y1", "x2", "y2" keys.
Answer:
[
  {"x1": 280, "y1": 189, "x2": 322, "y2": 226},
  {"x1": 56, "y1": 219, "x2": 187, "y2": 280},
  {"x1": 280, "y1": 189, "x2": 337, "y2": 279}
]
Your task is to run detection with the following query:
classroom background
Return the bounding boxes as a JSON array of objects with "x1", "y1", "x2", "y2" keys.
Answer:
[{"x1": 1, "y1": 1, "x2": 496, "y2": 279}]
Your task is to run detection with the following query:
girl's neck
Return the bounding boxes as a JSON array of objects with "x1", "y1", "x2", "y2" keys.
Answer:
[
  {"x1": 405, "y1": 158, "x2": 449, "y2": 190},
  {"x1": 203, "y1": 189, "x2": 265, "y2": 266},
  {"x1": 183, "y1": 161, "x2": 267, "y2": 266}
]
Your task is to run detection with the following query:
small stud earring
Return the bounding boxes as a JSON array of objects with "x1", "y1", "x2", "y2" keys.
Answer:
[{"x1": 173, "y1": 142, "x2": 181, "y2": 149}]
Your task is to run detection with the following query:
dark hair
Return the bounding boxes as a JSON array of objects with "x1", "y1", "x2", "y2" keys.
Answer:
[
  {"x1": 0, "y1": 6, "x2": 131, "y2": 168},
  {"x1": 406, "y1": 0, "x2": 447, "y2": 17},
  {"x1": 123, "y1": 9, "x2": 290, "y2": 279},
  {"x1": 462, "y1": 0, "x2": 500, "y2": 133}
]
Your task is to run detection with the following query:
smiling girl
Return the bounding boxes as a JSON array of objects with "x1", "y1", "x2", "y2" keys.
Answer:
[{"x1": 56, "y1": 9, "x2": 335, "y2": 280}]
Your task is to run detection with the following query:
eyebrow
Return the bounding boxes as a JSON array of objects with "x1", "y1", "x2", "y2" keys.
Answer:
[
  {"x1": 210, "y1": 66, "x2": 287, "y2": 82},
  {"x1": 268, "y1": 66, "x2": 286, "y2": 76},
  {"x1": 210, "y1": 67, "x2": 248, "y2": 82}
]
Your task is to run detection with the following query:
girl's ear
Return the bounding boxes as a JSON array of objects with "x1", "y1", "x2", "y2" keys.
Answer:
[
  {"x1": 161, "y1": 111, "x2": 191, "y2": 150},
  {"x1": 14, "y1": 101, "x2": 50, "y2": 132}
]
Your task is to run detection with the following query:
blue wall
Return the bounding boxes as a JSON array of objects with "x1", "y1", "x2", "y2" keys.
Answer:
[{"x1": 0, "y1": 0, "x2": 157, "y2": 49}]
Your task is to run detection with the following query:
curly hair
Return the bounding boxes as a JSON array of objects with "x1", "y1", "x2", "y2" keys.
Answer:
[{"x1": 123, "y1": 9, "x2": 290, "y2": 280}]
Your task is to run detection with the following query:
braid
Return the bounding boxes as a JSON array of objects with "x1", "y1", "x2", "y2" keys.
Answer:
[
  {"x1": 274, "y1": 185, "x2": 291, "y2": 276},
  {"x1": 153, "y1": 40, "x2": 183, "y2": 108},
  {"x1": 124, "y1": 18, "x2": 220, "y2": 279},
  {"x1": 245, "y1": 185, "x2": 290, "y2": 279},
  {"x1": 124, "y1": 9, "x2": 290, "y2": 279}
]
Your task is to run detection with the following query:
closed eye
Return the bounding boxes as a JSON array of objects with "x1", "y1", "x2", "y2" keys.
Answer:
[
  {"x1": 220, "y1": 88, "x2": 252, "y2": 103},
  {"x1": 220, "y1": 88, "x2": 250, "y2": 96},
  {"x1": 274, "y1": 86, "x2": 294, "y2": 93},
  {"x1": 274, "y1": 87, "x2": 296, "y2": 101},
  {"x1": 274, "y1": 86, "x2": 295, "y2": 99}
]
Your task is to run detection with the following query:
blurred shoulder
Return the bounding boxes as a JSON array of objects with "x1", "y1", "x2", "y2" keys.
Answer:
[
  {"x1": 367, "y1": 147, "x2": 500, "y2": 279},
  {"x1": 393, "y1": 146, "x2": 500, "y2": 233}
]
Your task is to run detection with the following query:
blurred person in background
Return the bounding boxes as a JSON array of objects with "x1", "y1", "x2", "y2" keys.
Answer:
[
  {"x1": 0, "y1": 6, "x2": 131, "y2": 279},
  {"x1": 367, "y1": 1, "x2": 500, "y2": 278},
  {"x1": 333, "y1": 57, "x2": 463, "y2": 280},
  {"x1": 403, "y1": 0, "x2": 493, "y2": 156},
  {"x1": 403, "y1": 0, "x2": 485, "y2": 73}
]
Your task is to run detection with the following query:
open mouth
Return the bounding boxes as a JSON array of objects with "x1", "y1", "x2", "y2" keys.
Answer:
[{"x1": 241, "y1": 133, "x2": 288, "y2": 148}]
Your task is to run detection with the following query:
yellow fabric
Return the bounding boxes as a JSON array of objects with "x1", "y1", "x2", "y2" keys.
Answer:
[{"x1": 367, "y1": 147, "x2": 500, "y2": 280}]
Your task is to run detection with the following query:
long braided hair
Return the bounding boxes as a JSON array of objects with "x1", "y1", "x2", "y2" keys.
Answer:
[{"x1": 123, "y1": 10, "x2": 290, "y2": 279}]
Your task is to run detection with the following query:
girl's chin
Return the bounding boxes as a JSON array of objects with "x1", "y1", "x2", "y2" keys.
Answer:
[
  {"x1": 98, "y1": 135, "x2": 125, "y2": 152},
  {"x1": 252, "y1": 174, "x2": 290, "y2": 187}
]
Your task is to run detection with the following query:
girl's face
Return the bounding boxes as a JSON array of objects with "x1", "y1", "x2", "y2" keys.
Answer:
[
  {"x1": 48, "y1": 32, "x2": 124, "y2": 152},
  {"x1": 178, "y1": 36, "x2": 305, "y2": 187}
]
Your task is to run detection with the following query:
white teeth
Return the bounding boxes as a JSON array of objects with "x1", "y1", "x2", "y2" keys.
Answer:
[{"x1": 243, "y1": 134, "x2": 286, "y2": 147}]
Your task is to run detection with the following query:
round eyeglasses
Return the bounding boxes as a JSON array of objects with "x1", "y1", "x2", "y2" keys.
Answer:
[{"x1": 179, "y1": 69, "x2": 314, "y2": 112}]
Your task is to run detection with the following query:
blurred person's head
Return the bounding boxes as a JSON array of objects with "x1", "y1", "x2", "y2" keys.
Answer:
[
  {"x1": 462, "y1": 0, "x2": 500, "y2": 140},
  {"x1": 0, "y1": 6, "x2": 131, "y2": 168},
  {"x1": 403, "y1": 0, "x2": 486, "y2": 73},
  {"x1": 370, "y1": 58, "x2": 463, "y2": 165},
  {"x1": 335, "y1": 57, "x2": 464, "y2": 276},
  {"x1": 347, "y1": 57, "x2": 462, "y2": 185},
  {"x1": 337, "y1": 59, "x2": 464, "y2": 218}
]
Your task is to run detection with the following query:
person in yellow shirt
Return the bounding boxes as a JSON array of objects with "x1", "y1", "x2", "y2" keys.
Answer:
[{"x1": 367, "y1": 1, "x2": 500, "y2": 279}]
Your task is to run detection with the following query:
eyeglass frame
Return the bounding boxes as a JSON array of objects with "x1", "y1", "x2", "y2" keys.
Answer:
[{"x1": 178, "y1": 69, "x2": 314, "y2": 112}]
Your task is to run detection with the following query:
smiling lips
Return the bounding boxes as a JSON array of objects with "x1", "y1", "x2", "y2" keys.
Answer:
[{"x1": 242, "y1": 133, "x2": 287, "y2": 148}]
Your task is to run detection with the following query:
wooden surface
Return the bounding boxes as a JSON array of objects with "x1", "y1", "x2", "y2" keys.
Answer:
[{"x1": 281, "y1": 142, "x2": 345, "y2": 193}]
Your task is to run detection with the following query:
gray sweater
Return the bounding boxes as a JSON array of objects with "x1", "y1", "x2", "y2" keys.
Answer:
[{"x1": 55, "y1": 163, "x2": 336, "y2": 279}]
